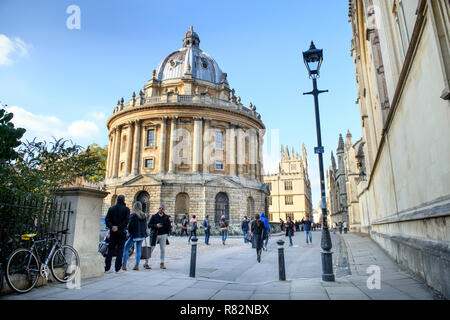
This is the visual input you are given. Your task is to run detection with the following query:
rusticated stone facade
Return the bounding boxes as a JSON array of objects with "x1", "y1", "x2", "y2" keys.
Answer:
[{"x1": 104, "y1": 27, "x2": 269, "y2": 229}]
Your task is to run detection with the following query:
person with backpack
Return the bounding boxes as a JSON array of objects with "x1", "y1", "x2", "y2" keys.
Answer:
[
  {"x1": 250, "y1": 214, "x2": 268, "y2": 263},
  {"x1": 219, "y1": 215, "x2": 228, "y2": 245},
  {"x1": 259, "y1": 212, "x2": 270, "y2": 250},
  {"x1": 188, "y1": 215, "x2": 198, "y2": 244},
  {"x1": 241, "y1": 216, "x2": 250, "y2": 244},
  {"x1": 121, "y1": 201, "x2": 149, "y2": 271},
  {"x1": 180, "y1": 214, "x2": 188, "y2": 237},
  {"x1": 104, "y1": 195, "x2": 130, "y2": 273},
  {"x1": 200, "y1": 215, "x2": 211, "y2": 245}
]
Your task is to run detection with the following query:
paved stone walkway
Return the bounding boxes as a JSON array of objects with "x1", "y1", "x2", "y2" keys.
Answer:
[{"x1": 0, "y1": 232, "x2": 442, "y2": 300}]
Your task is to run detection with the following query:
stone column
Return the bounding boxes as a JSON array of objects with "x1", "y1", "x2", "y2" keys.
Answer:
[
  {"x1": 124, "y1": 122, "x2": 133, "y2": 177},
  {"x1": 54, "y1": 187, "x2": 109, "y2": 279},
  {"x1": 106, "y1": 131, "x2": 114, "y2": 178},
  {"x1": 131, "y1": 120, "x2": 141, "y2": 176},
  {"x1": 227, "y1": 123, "x2": 236, "y2": 176},
  {"x1": 236, "y1": 126, "x2": 244, "y2": 176},
  {"x1": 202, "y1": 119, "x2": 211, "y2": 173},
  {"x1": 192, "y1": 117, "x2": 203, "y2": 173},
  {"x1": 250, "y1": 130, "x2": 256, "y2": 179},
  {"x1": 159, "y1": 117, "x2": 167, "y2": 173},
  {"x1": 113, "y1": 125, "x2": 122, "y2": 178},
  {"x1": 168, "y1": 117, "x2": 177, "y2": 173}
]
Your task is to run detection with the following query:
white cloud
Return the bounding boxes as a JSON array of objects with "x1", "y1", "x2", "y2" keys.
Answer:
[
  {"x1": 89, "y1": 111, "x2": 106, "y2": 121},
  {"x1": 5, "y1": 106, "x2": 102, "y2": 146},
  {"x1": 0, "y1": 34, "x2": 30, "y2": 66}
]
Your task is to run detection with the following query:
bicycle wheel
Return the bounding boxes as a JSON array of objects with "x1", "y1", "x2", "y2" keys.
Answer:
[
  {"x1": 50, "y1": 245, "x2": 80, "y2": 283},
  {"x1": 6, "y1": 248, "x2": 40, "y2": 294}
]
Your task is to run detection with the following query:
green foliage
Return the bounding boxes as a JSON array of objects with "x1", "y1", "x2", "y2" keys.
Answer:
[
  {"x1": 5, "y1": 138, "x2": 102, "y2": 196},
  {"x1": 81, "y1": 143, "x2": 107, "y2": 183},
  {"x1": 0, "y1": 108, "x2": 26, "y2": 162}
]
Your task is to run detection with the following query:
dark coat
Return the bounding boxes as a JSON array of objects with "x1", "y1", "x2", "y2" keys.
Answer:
[
  {"x1": 127, "y1": 213, "x2": 148, "y2": 239},
  {"x1": 304, "y1": 220, "x2": 312, "y2": 231},
  {"x1": 105, "y1": 201, "x2": 130, "y2": 233},
  {"x1": 251, "y1": 220, "x2": 268, "y2": 249},
  {"x1": 148, "y1": 212, "x2": 171, "y2": 246},
  {"x1": 285, "y1": 221, "x2": 295, "y2": 237},
  {"x1": 241, "y1": 219, "x2": 250, "y2": 232}
]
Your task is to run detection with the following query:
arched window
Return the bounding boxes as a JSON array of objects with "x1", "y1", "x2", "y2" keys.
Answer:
[
  {"x1": 247, "y1": 196, "x2": 255, "y2": 218},
  {"x1": 135, "y1": 191, "x2": 150, "y2": 214},
  {"x1": 175, "y1": 192, "x2": 190, "y2": 222},
  {"x1": 215, "y1": 192, "x2": 229, "y2": 225}
]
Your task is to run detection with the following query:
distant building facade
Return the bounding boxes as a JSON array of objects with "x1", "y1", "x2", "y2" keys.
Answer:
[
  {"x1": 349, "y1": 0, "x2": 450, "y2": 297},
  {"x1": 327, "y1": 131, "x2": 361, "y2": 232},
  {"x1": 264, "y1": 144, "x2": 312, "y2": 222}
]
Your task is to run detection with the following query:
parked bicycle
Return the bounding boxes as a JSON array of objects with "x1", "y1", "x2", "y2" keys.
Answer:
[{"x1": 5, "y1": 229, "x2": 80, "y2": 294}]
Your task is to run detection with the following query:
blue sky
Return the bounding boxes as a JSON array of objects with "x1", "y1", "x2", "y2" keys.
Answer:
[{"x1": 0, "y1": 0, "x2": 361, "y2": 208}]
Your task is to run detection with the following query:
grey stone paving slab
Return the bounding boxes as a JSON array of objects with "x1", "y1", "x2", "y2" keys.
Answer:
[
  {"x1": 168, "y1": 287, "x2": 218, "y2": 300},
  {"x1": 222, "y1": 283, "x2": 257, "y2": 291},
  {"x1": 249, "y1": 293, "x2": 289, "y2": 300},
  {"x1": 291, "y1": 292, "x2": 329, "y2": 300},
  {"x1": 188, "y1": 280, "x2": 228, "y2": 290},
  {"x1": 324, "y1": 286, "x2": 364, "y2": 295},
  {"x1": 210, "y1": 290, "x2": 254, "y2": 300},
  {"x1": 327, "y1": 294, "x2": 370, "y2": 300}
]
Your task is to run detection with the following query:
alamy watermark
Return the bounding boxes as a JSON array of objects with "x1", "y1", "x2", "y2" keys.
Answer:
[
  {"x1": 366, "y1": 265, "x2": 381, "y2": 289},
  {"x1": 66, "y1": 5, "x2": 81, "y2": 30}
]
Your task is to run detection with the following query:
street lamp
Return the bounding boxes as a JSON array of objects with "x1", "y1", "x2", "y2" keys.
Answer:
[{"x1": 302, "y1": 41, "x2": 335, "y2": 282}]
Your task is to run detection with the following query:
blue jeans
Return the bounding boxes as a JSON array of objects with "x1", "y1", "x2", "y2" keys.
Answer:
[
  {"x1": 122, "y1": 237, "x2": 143, "y2": 266},
  {"x1": 288, "y1": 235, "x2": 293, "y2": 246},
  {"x1": 221, "y1": 229, "x2": 228, "y2": 243},
  {"x1": 243, "y1": 230, "x2": 249, "y2": 243},
  {"x1": 264, "y1": 234, "x2": 269, "y2": 248},
  {"x1": 305, "y1": 230, "x2": 312, "y2": 243},
  {"x1": 204, "y1": 229, "x2": 210, "y2": 244}
]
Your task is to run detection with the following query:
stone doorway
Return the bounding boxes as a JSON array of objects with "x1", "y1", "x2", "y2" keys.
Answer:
[
  {"x1": 135, "y1": 191, "x2": 150, "y2": 214},
  {"x1": 214, "y1": 192, "x2": 229, "y2": 226}
]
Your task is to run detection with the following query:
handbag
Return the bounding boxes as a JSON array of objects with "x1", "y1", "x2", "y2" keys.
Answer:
[
  {"x1": 98, "y1": 241, "x2": 108, "y2": 257},
  {"x1": 245, "y1": 233, "x2": 252, "y2": 242},
  {"x1": 141, "y1": 237, "x2": 152, "y2": 260}
]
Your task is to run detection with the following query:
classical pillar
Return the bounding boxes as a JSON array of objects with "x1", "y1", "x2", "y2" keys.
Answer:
[
  {"x1": 131, "y1": 120, "x2": 141, "y2": 176},
  {"x1": 202, "y1": 119, "x2": 211, "y2": 173},
  {"x1": 168, "y1": 117, "x2": 177, "y2": 173},
  {"x1": 192, "y1": 117, "x2": 203, "y2": 173},
  {"x1": 236, "y1": 126, "x2": 244, "y2": 177},
  {"x1": 124, "y1": 122, "x2": 133, "y2": 176},
  {"x1": 113, "y1": 126, "x2": 122, "y2": 178},
  {"x1": 227, "y1": 123, "x2": 236, "y2": 176},
  {"x1": 250, "y1": 130, "x2": 256, "y2": 179},
  {"x1": 159, "y1": 117, "x2": 167, "y2": 173},
  {"x1": 106, "y1": 131, "x2": 114, "y2": 178}
]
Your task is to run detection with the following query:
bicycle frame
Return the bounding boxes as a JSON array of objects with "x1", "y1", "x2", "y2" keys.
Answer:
[{"x1": 28, "y1": 235, "x2": 62, "y2": 276}]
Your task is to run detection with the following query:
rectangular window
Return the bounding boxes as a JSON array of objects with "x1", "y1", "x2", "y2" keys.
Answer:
[
  {"x1": 269, "y1": 196, "x2": 272, "y2": 206},
  {"x1": 147, "y1": 129, "x2": 155, "y2": 147},
  {"x1": 267, "y1": 182, "x2": 272, "y2": 191},
  {"x1": 285, "y1": 195, "x2": 293, "y2": 205},
  {"x1": 284, "y1": 180, "x2": 293, "y2": 190},
  {"x1": 286, "y1": 212, "x2": 294, "y2": 221},
  {"x1": 215, "y1": 161, "x2": 224, "y2": 170},
  {"x1": 215, "y1": 131, "x2": 223, "y2": 149},
  {"x1": 144, "y1": 158, "x2": 154, "y2": 169}
]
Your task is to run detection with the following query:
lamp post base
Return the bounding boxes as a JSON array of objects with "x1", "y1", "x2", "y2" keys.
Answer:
[{"x1": 321, "y1": 250, "x2": 335, "y2": 282}]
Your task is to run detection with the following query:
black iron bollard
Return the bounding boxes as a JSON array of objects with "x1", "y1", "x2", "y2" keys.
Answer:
[
  {"x1": 277, "y1": 239, "x2": 286, "y2": 281},
  {"x1": 189, "y1": 236, "x2": 198, "y2": 277}
]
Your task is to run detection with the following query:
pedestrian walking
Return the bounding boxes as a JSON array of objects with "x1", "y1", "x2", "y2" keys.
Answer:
[
  {"x1": 260, "y1": 212, "x2": 270, "y2": 250},
  {"x1": 280, "y1": 218, "x2": 285, "y2": 231},
  {"x1": 180, "y1": 214, "x2": 188, "y2": 237},
  {"x1": 144, "y1": 204, "x2": 171, "y2": 270},
  {"x1": 241, "y1": 216, "x2": 250, "y2": 244},
  {"x1": 339, "y1": 221, "x2": 343, "y2": 234},
  {"x1": 250, "y1": 214, "x2": 268, "y2": 263},
  {"x1": 188, "y1": 215, "x2": 198, "y2": 244},
  {"x1": 285, "y1": 216, "x2": 295, "y2": 246},
  {"x1": 104, "y1": 195, "x2": 130, "y2": 273},
  {"x1": 200, "y1": 215, "x2": 211, "y2": 245},
  {"x1": 219, "y1": 215, "x2": 228, "y2": 245},
  {"x1": 304, "y1": 217, "x2": 312, "y2": 244},
  {"x1": 121, "y1": 201, "x2": 149, "y2": 271},
  {"x1": 343, "y1": 221, "x2": 348, "y2": 233}
]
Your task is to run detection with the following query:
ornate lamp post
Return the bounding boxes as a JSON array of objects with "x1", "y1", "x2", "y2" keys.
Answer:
[{"x1": 302, "y1": 41, "x2": 335, "y2": 282}]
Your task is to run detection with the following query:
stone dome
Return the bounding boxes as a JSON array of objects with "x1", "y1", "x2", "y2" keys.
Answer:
[{"x1": 155, "y1": 26, "x2": 226, "y2": 85}]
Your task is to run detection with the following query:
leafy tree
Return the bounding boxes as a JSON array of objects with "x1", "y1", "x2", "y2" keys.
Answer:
[
  {"x1": 82, "y1": 143, "x2": 108, "y2": 183},
  {"x1": 7, "y1": 138, "x2": 102, "y2": 196},
  {"x1": 0, "y1": 107, "x2": 26, "y2": 162}
]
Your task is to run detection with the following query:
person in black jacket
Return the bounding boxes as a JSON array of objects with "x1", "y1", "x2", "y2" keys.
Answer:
[
  {"x1": 144, "y1": 204, "x2": 171, "y2": 269},
  {"x1": 251, "y1": 214, "x2": 268, "y2": 263},
  {"x1": 121, "y1": 201, "x2": 149, "y2": 271},
  {"x1": 241, "y1": 216, "x2": 250, "y2": 244},
  {"x1": 285, "y1": 216, "x2": 295, "y2": 246},
  {"x1": 105, "y1": 195, "x2": 130, "y2": 273}
]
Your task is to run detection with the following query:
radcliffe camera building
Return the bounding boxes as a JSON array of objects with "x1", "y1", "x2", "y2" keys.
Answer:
[
  {"x1": 263, "y1": 144, "x2": 312, "y2": 222},
  {"x1": 104, "y1": 27, "x2": 269, "y2": 226},
  {"x1": 348, "y1": 0, "x2": 450, "y2": 297}
]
